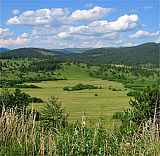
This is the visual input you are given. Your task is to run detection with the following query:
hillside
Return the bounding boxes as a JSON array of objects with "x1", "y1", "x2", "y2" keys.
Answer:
[
  {"x1": 57, "y1": 42, "x2": 159, "y2": 67},
  {"x1": 51, "y1": 49, "x2": 73, "y2": 54},
  {"x1": 0, "y1": 42, "x2": 159, "y2": 67},
  {"x1": 64, "y1": 48, "x2": 95, "y2": 53},
  {"x1": 0, "y1": 48, "x2": 10, "y2": 52},
  {"x1": 0, "y1": 48, "x2": 65, "y2": 59}
]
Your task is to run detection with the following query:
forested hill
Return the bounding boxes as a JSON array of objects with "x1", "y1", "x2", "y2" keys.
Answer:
[
  {"x1": 57, "y1": 42, "x2": 159, "y2": 67},
  {"x1": 0, "y1": 48, "x2": 65, "y2": 59},
  {"x1": 0, "y1": 48, "x2": 10, "y2": 52},
  {"x1": 0, "y1": 42, "x2": 159, "y2": 67}
]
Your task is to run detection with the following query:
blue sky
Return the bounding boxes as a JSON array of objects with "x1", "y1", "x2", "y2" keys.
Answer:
[{"x1": 0, "y1": 0, "x2": 159, "y2": 49}]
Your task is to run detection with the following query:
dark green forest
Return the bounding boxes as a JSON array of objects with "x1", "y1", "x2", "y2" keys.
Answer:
[
  {"x1": 1, "y1": 42, "x2": 159, "y2": 67},
  {"x1": 58, "y1": 42, "x2": 159, "y2": 67}
]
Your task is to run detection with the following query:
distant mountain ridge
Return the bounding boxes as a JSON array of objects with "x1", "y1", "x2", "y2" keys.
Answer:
[
  {"x1": 0, "y1": 48, "x2": 65, "y2": 59},
  {"x1": 51, "y1": 48, "x2": 96, "y2": 53},
  {"x1": 64, "y1": 48, "x2": 95, "y2": 53},
  {"x1": 0, "y1": 48, "x2": 10, "y2": 52},
  {"x1": 0, "y1": 42, "x2": 159, "y2": 67},
  {"x1": 55, "y1": 42, "x2": 159, "y2": 67}
]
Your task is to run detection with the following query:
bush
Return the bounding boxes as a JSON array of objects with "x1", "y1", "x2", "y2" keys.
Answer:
[
  {"x1": 114, "y1": 87, "x2": 160, "y2": 133},
  {"x1": 126, "y1": 91, "x2": 138, "y2": 97},
  {"x1": 0, "y1": 88, "x2": 30, "y2": 113},
  {"x1": 63, "y1": 83, "x2": 99, "y2": 91},
  {"x1": 41, "y1": 96, "x2": 69, "y2": 128},
  {"x1": 112, "y1": 88, "x2": 117, "y2": 91},
  {"x1": 15, "y1": 84, "x2": 41, "y2": 88},
  {"x1": 63, "y1": 86, "x2": 71, "y2": 91}
]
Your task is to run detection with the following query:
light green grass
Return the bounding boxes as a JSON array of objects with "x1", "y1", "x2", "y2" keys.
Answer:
[{"x1": 22, "y1": 65, "x2": 131, "y2": 129}]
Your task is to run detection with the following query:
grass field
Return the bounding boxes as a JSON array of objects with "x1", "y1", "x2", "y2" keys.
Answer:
[{"x1": 21, "y1": 64, "x2": 131, "y2": 128}]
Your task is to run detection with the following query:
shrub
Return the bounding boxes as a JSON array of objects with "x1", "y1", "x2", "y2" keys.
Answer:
[
  {"x1": 115, "y1": 87, "x2": 160, "y2": 133},
  {"x1": 126, "y1": 91, "x2": 138, "y2": 97},
  {"x1": 112, "y1": 88, "x2": 117, "y2": 91},
  {"x1": 63, "y1": 83, "x2": 100, "y2": 91},
  {"x1": 0, "y1": 88, "x2": 30, "y2": 113},
  {"x1": 41, "y1": 96, "x2": 69, "y2": 128}
]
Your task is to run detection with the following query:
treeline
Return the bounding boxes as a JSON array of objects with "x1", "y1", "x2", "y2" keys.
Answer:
[
  {"x1": 0, "y1": 42, "x2": 159, "y2": 67},
  {"x1": 0, "y1": 88, "x2": 43, "y2": 113},
  {"x1": 0, "y1": 58, "x2": 66, "y2": 88},
  {"x1": 56, "y1": 42, "x2": 160, "y2": 67},
  {"x1": 86, "y1": 63, "x2": 159, "y2": 90},
  {"x1": 0, "y1": 48, "x2": 65, "y2": 59}
]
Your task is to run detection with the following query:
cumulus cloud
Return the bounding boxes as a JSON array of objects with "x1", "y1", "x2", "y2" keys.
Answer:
[
  {"x1": 21, "y1": 33, "x2": 28, "y2": 38},
  {"x1": 129, "y1": 30, "x2": 159, "y2": 38},
  {"x1": 12, "y1": 9, "x2": 20, "y2": 15},
  {"x1": 6, "y1": 8, "x2": 68, "y2": 26},
  {"x1": 69, "y1": 7, "x2": 115, "y2": 23},
  {"x1": 0, "y1": 27, "x2": 14, "y2": 38},
  {"x1": 4, "y1": 7, "x2": 143, "y2": 49},
  {"x1": 58, "y1": 32, "x2": 68, "y2": 38},
  {"x1": 0, "y1": 37, "x2": 31, "y2": 47},
  {"x1": 6, "y1": 7, "x2": 114, "y2": 26},
  {"x1": 62, "y1": 14, "x2": 139, "y2": 38}
]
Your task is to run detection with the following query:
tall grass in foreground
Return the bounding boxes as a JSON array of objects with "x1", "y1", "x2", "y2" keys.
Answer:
[{"x1": 0, "y1": 107, "x2": 160, "y2": 155}]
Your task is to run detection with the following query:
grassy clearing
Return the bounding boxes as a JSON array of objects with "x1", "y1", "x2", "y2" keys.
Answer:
[{"x1": 21, "y1": 65, "x2": 130, "y2": 128}]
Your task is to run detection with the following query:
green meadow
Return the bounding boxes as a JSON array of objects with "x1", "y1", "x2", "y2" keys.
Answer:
[{"x1": 22, "y1": 65, "x2": 130, "y2": 127}]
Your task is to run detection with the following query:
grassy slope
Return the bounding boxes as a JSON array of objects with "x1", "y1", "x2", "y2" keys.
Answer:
[{"x1": 22, "y1": 64, "x2": 130, "y2": 127}]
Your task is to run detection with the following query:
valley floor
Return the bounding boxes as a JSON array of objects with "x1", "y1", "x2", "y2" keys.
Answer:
[{"x1": 22, "y1": 65, "x2": 130, "y2": 128}]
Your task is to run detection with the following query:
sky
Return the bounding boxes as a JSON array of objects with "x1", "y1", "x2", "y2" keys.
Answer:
[{"x1": 0, "y1": 0, "x2": 159, "y2": 49}]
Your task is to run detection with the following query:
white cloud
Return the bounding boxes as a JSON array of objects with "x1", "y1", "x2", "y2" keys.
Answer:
[
  {"x1": 6, "y1": 7, "x2": 114, "y2": 26},
  {"x1": 4, "y1": 7, "x2": 143, "y2": 49},
  {"x1": 64, "y1": 14, "x2": 139, "y2": 37},
  {"x1": 108, "y1": 14, "x2": 139, "y2": 31},
  {"x1": 22, "y1": 10, "x2": 34, "y2": 16},
  {"x1": 0, "y1": 37, "x2": 31, "y2": 47},
  {"x1": 143, "y1": 6, "x2": 153, "y2": 10},
  {"x1": 123, "y1": 43, "x2": 133, "y2": 47},
  {"x1": 58, "y1": 32, "x2": 68, "y2": 38},
  {"x1": 32, "y1": 25, "x2": 69, "y2": 37},
  {"x1": 0, "y1": 27, "x2": 14, "y2": 38},
  {"x1": 6, "y1": 8, "x2": 68, "y2": 26},
  {"x1": 69, "y1": 7, "x2": 115, "y2": 23},
  {"x1": 12, "y1": 9, "x2": 20, "y2": 15},
  {"x1": 27, "y1": 14, "x2": 139, "y2": 48},
  {"x1": 21, "y1": 33, "x2": 28, "y2": 38},
  {"x1": 129, "y1": 30, "x2": 159, "y2": 38},
  {"x1": 115, "y1": 40, "x2": 123, "y2": 44}
]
